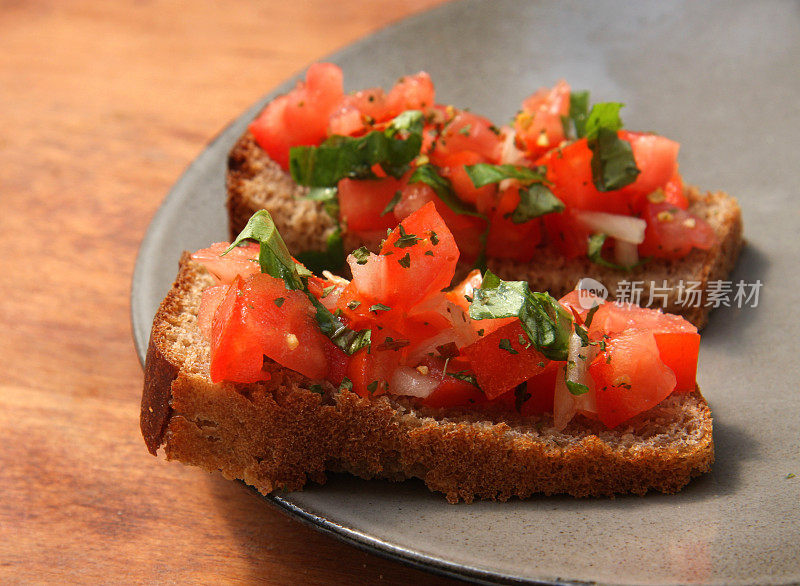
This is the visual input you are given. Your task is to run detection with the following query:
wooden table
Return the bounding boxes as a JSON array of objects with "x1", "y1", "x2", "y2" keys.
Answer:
[{"x1": 0, "y1": 2, "x2": 462, "y2": 583}]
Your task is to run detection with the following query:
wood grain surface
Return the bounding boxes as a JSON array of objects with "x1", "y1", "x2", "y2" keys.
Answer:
[{"x1": 0, "y1": 1, "x2": 463, "y2": 583}]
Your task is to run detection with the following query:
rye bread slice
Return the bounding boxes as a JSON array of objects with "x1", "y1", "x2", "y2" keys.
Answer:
[
  {"x1": 227, "y1": 131, "x2": 743, "y2": 328},
  {"x1": 141, "y1": 255, "x2": 714, "y2": 503}
]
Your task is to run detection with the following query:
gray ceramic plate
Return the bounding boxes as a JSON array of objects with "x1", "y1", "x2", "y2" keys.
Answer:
[{"x1": 131, "y1": 1, "x2": 800, "y2": 583}]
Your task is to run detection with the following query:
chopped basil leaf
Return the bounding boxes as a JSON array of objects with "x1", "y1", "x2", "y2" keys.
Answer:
[
  {"x1": 469, "y1": 271, "x2": 573, "y2": 361},
  {"x1": 584, "y1": 102, "x2": 625, "y2": 141},
  {"x1": 394, "y1": 224, "x2": 420, "y2": 248},
  {"x1": 584, "y1": 303, "x2": 600, "y2": 328},
  {"x1": 458, "y1": 124, "x2": 472, "y2": 136},
  {"x1": 589, "y1": 127, "x2": 640, "y2": 191},
  {"x1": 308, "y1": 384, "x2": 325, "y2": 395},
  {"x1": 498, "y1": 338, "x2": 519, "y2": 354},
  {"x1": 339, "y1": 377, "x2": 353, "y2": 392},
  {"x1": 398, "y1": 252, "x2": 411, "y2": 268},
  {"x1": 347, "y1": 300, "x2": 361, "y2": 310},
  {"x1": 225, "y1": 209, "x2": 305, "y2": 290},
  {"x1": 464, "y1": 163, "x2": 548, "y2": 188},
  {"x1": 430, "y1": 231, "x2": 439, "y2": 245},
  {"x1": 424, "y1": 250, "x2": 434, "y2": 256},
  {"x1": 561, "y1": 90, "x2": 590, "y2": 140},
  {"x1": 289, "y1": 110, "x2": 424, "y2": 186},
  {"x1": 369, "y1": 303, "x2": 391, "y2": 312},
  {"x1": 575, "y1": 324, "x2": 590, "y2": 347},
  {"x1": 450, "y1": 370, "x2": 479, "y2": 387},
  {"x1": 321, "y1": 285, "x2": 336, "y2": 298},
  {"x1": 296, "y1": 228, "x2": 346, "y2": 274},
  {"x1": 274, "y1": 297, "x2": 285, "y2": 307},
  {"x1": 352, "y1": 246, "x2": 371, "y2": 265},
  {"x1": 514, "y1": 384, "x2": 532, "y2": 413},
  {"x1": 381, "y1": 190, "x2": 403, "y2": 217},
  {"x1": 366, "y1": 380, "x2": 379, "y2": 394},
  {"x1": 408, "y1": 164, "x2": 486, "y2": 220},
  {"x1": 376, "y1": 337, "x2": 410, "y2": 351},
  {"x1": 304, "y1": 186, "x2": 339, "y2": 202},
  {"x1": 565, "y1": 380, "x2": 590, "y2": 396},
  {"x1": 477, "y1": 329, "x2": 485, "y2": 336},
  {"x1": 508, "y1": 183, "x2": 565, "y2": 223},
  {"x1": 587, "y1": 233, "x2": 651, "y2": 271}
]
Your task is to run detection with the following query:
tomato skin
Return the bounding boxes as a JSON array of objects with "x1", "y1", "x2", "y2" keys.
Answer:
[
  {"x1": 542, "y1": 208, "x2": 592, "y2": 258},
  {"x1": 436, "y1": 150, "x2": 497, "y2": 207},
  {"x1": 350, "y1": 201, "x2": 459, "y2": 311},
  {"x1": 460, "y1": 321, "x2": 548, "y2": 399},
  {"x1": 197, "y1": 285, "x2": 227, "y2": 340},
  {"x1": 589, "y1": 328, "x2": 677, "y2": 428},
  {"x1": 638, "y1": 202, "x2": 716, "y2": 259},
  {"x1": 250, "y1": 63, "x2": 344, "y2": 169},
  {"x1": 521, "y1": 366, "x2": 559, "y2": 416},
  {"x1": 431, "y1": 110, "x2": 503, "y2": 162},
  {"x1": 514, "y1": 80, "x2": 571, "y2": 159},
  {"x1": 486, "y1": 186, "x2": 543, "y2": 261},
  {"x1": 338, "y1": 176, "x2": 405, "y2": 232},
  {"x1": 346, "y1": 327, "x2": 406, "y2": 397},
  {"x1": 662, "y1": 171, "x2": 689, "y2": 209},
  {"x1": 191, "y1": 242, "x2": 260, "y2": 285},
  {"x1": 209, "y1": 274, "x2": 331, "y2": 383},
  {"x1": 385, "y1": 72, "x2": 435, "y2": 116}
]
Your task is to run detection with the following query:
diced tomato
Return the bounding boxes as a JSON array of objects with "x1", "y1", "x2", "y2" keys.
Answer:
[
  {"x1": 460, "y1": 321, "x2": 548, "y2": 399},
  {"x1": 652, "y1": 331, "x2": 699, "y2": 393},
  {"x1": 350, "y1": 201, "x2": 459, "y2": 311},
  {"x1": 249, "y1": 62, "x2": 344, "y2": 168},
  {"x1": 638, "y1": 201, "x2": 715, "y2": 259},
  {"x1": 191, "y1": 242, "x2": 260, "y2": 285},
  {"x1": 417, "y1": 356, "x2": 486, "y2": 408},
  {"x1": 209, "y1": 274, "x2": 332, "y2": 383},
  {"x1": 338, "y1": 176, "x2": 406, "y2": 232},
  {"x1": 520, "y1": 366, "x2": 559, "y2": 416},
  {"x1": 435, "y1": 150, "x2": 498, "y2": 208},
  {"x1": 661, "y1": 171, "x2": 689, "y2": 209},
  {"x1": 542, "y1": 208, "x2": 592, "y2": 258},
  {"x1": 537, "y1": 132, "x2": 679, "y2": 216},
  {"x1": 445, "y1": 269, "x2": 483, "y2": 313},
  {"x1": 485, "y1": 186, "x2": 543, "y2": 262},
  {"x1": 431, "y1": 110, "x2": 503, "y2": 163},
  {"x1": 385, "y1": 72, "x2": 435, "y2": 117},
  {"x1": 346, "y1": 327, "x2": 405, "y2": 397},
  {"x1": 589, "y1": 328, "x2": 677, "y2": 428},
  {"x1": 514, "y1": 80, "x2": 571, "y2": 159}
]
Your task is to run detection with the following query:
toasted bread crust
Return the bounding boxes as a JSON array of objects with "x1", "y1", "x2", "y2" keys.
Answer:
[
  {"x1": 142, "y1": 256, "x2": 714, "y2": 502},
  {"x1": 227, "y1": 131, "x2": 743, "y2": 328}
]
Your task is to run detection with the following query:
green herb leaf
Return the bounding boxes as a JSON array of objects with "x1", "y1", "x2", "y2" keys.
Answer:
[
  {"x1": 398, "y1": 252, "x2": 411, "y2": 268},
  {"x1": 296, "y1": 228, "x2": 346, "y2": 274},
  {"x1": 584, "y1": 303, "x2": 600, "y2": 328},
  {"x1": 585, "y1": 102, "x2": 625, "y2": 141},
  {"x1": 366, "y1": 380, "x2": 379, "y2": 394},
  {"x1": 565, "y1": 380, "x2": 590, "y2": 396},
  {"x1": 561, "y1": 90, "x2": 590, "y2": 139},
  {"x1": 468, "y1": 271, "x2": 573, "y2": 361},
  {"x1": 224, "y1": 209, "x2": 304, "y2": 290},
  {"x1": 514, "y1": 384, "x2": 532, "y2": 413},
  {"x1": 589, "y1": 127, "x2": 640, "y2": 191},
  {"x1": 347, "y1": 300, "x2": 361, "y2": 310},
  {"x1": 463, "y1": 163, "x2": 548, "y2": 188},
  {"x1": 575, "y1": 324, "x2": 590, "y2": 347},
  {"x1": 394, "y1": 225, "x2": 420, "y2": 248},
  {"x1": 449, "y1": 370, "x2": 479, "y2": 387},
  {"x1": 369, "y1": 303, "x2": 391, "y2": 312},
  {"x1": 352, "y1": 246, "x2": 371, "y2": 265},
  {"x1": 289, "y1": 110, "x2": 424, "y2": 186},
  {"x1": 339, "y1": 377, "x2": 353, "y2": 392},
  {"x1": 381, "y1": 190, "x2": 403, "y2": 217},
  {"x1": 321, "y1": 285, "x2": 336, "y2": 298},
  {"x1": 307, "y1": 384, "x2": 325, "y2": 395},
  {"x1": 274, "y1": 297, "x2": 285, "y2": 307},
  {"x1": 408, "y1": 164, "x2": 486, "y2": 220},
  {"x1": 304, "y1": 186, "x2": 339, "y2": 201},
  {"x1": 508, "y1": 183, "x2": 565, "y2": 223},
  {"x1": 498, "y1": 338, "x2": 519, "y2": 354}
]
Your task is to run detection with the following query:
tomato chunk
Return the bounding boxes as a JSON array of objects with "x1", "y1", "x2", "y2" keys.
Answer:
[
  {"x1": 460, "y1": 321, "x2": 548, "y2": 399},
  {"x1": 210, "y1": 274, "x2": 332, "y2": 382},
  {"x1": 338, "y1": 176, "x2": 406, "y2": 232},
  {"x1": 514, "y1": 79, "x2": 571, "y2": 158},
  {"x1": 639, "y1": 202, "x2": 716, "y2": 259}
]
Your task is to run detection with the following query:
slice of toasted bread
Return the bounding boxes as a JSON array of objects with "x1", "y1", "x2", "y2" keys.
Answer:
[
  {"x1": 141, "y1": 254, "x2": 714, "y2": 503},
  {"x1": 227, "y1": 131, "x2": 743, "y2": 329}
]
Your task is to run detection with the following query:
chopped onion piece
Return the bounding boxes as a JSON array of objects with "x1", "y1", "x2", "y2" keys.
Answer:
[
  {"x1": 390, "y1": 366, "x2": 439, "y2": 398},
  {"x1": 614, "y1": 239, "x2": 640, "y2": 268},
  {"x1": 574, "y1": 210, "x2": 647, "y2": 244},
  {"x1": 553, "y1": 331, "x2": 598, "y2": 430},
  {"x1": 499, "y1": 126, "x2": 527, "y2": 165}
]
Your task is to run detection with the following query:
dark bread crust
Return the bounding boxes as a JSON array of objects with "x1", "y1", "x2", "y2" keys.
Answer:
[
  {"x1": 142, "y1": 256, "x2": 714, "y2": 502},
  {"x1": 227, "y1": 131, "x2": 743, "y2": 329}
]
